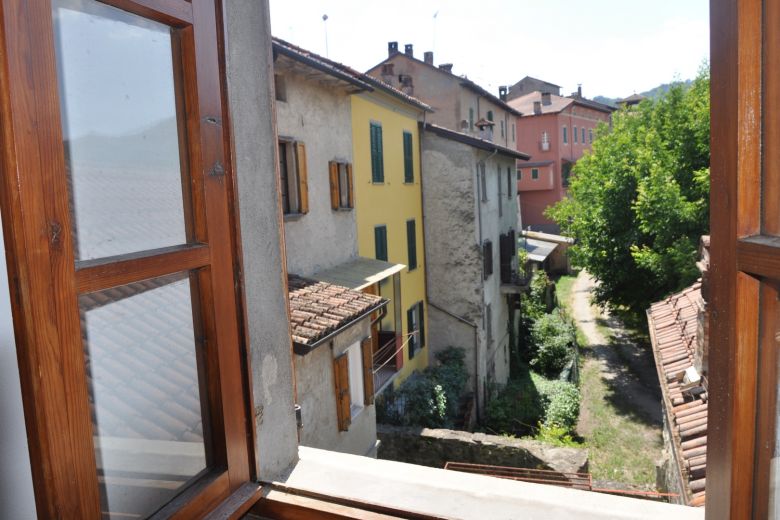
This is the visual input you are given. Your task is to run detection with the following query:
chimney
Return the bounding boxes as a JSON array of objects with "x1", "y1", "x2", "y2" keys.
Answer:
[
  {"x1": 404, "y1": 44, "x2": 413, "y2": 57},
  {"x1": 388, "y1": 41, "x2": 399, "y2": 56},
  {"x1": 695, "y1": 235, "x2": 711, "y2": 375},
  {"x1": 499, "y1": 86, "x2": 508, "y2": 102},
  {"x1": 424, "y1": 51, "x2": 433, "y2": 65},
  {"x1": 439, "y1": 63, "x2": 453, "y2": 73},
  {"x1": 533, "y1": 101, "x2": 542, "y2": 115},
  {"x1": 577, "y1": 84, "x2": 582, "y2": 98},
  {"x1": 541, "y1": 92, "x2": 552, "y2": 106}
]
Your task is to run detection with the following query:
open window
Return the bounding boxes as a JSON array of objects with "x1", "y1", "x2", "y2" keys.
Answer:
[
  {"x1": 279, "y1": 140, "x2": 309, "y2": 215},
  {"x1": 0, "y1": 0, "x2": 255, "y2": 516},
  {"x1": 329, "y1": 161, "x2": 354, "y2": 210},
  {"x1": 334, "y1": 338, "x2": 374, "y2": 432}
]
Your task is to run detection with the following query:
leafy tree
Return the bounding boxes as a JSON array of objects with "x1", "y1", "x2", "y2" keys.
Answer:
[{"x1": 547, "y1": 69, "x2": 710, "y2": 315}]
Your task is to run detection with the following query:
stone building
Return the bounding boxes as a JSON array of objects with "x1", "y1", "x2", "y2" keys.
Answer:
[{"x1": 420, "y1": 122, "x2": 530, "y2": 418}]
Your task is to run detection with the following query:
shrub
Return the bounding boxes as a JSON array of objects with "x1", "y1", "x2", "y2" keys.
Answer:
[
  {"x1": 376, "y1": 347, "x2": 468, "y2": 428},
  {"x1": 533, "y1": 374, "x2": 581, "y2": 433},
  {"x1": 529, "y1": 310, "x2": 577, "y2": 377}
]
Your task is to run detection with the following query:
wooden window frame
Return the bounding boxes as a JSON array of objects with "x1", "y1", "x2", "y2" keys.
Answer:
[
  {"x1": 279, "y1": 139, "x2": 309, "y2": 215},
  {"x1": 0, "y1": 0, "x2": 257, "y2": 517},
  {"x1": 708, "y1": 0, "x2": 780, "y2": 517},
  {"x1": 329, "y1": 160, "x2": 353, "y2": 210},
  {"x1": 531, "y1": 168, "x2": 539, "y2": 180}
]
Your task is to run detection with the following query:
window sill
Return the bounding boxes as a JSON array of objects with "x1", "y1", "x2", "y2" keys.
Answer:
[
  {"x1": 334, "y1": 207, "x2": 354, "y2": 212},
  {"x1": 284, "y1": 213, "x2": 305, "y2": 222},
  {"x1": 263, "y1": 447, "x2": 705, "y2": 520}
]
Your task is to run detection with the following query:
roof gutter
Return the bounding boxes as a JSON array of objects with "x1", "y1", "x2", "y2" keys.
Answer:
[
  {"x1": 293, "y1": 300, "x2": 389, "y2": 356},
  {"x1": 273, "y1": 43, "x2": 374, "y2": 92}
]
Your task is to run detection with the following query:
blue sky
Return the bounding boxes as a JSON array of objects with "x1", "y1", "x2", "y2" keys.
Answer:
[{"x1": 269, "y1": 0, "x2": 709, "y2": 100}]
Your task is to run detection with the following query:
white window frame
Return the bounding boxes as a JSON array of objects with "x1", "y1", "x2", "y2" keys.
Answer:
[{"x1": 346, "y1": 342, "x2": 364, "y2": 419}]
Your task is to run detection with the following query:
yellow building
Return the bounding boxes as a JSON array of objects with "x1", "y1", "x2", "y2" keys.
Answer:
[{"x1": 351, "y1": 86, "x2": 432, "y2": 390}]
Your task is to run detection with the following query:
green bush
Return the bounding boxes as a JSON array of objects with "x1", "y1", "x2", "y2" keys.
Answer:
[
  {"x1": 376, "y1": 347, "x2": 468, "y2": 428},
  {"x1": 533, "y1": 374, "x2": 581, "y2": 432},
  {"x1": 529, "y1": 310, "x2": 577, "y2": 377}
]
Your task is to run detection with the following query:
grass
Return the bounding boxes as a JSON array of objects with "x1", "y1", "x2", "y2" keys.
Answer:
[
  {"x1": 554, "y1": 273, "x2": 587, "y2": 347},
  {"x1": 579, "y1": 358, "x2": 661, "y2": 486}
]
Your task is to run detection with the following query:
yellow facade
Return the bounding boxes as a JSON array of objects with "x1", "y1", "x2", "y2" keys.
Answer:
[{"x1": 351, "y1": 93, "x2": 428, "y2": 386}]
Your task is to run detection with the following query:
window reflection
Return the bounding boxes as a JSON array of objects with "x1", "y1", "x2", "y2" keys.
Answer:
[{"x1": 53, "y1": 0, "x2": 189, "y2": 261}]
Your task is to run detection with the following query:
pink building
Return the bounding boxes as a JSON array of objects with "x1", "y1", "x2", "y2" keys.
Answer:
[{"x1": 509, "y1": 90, "x2": 614, "y2": 233}]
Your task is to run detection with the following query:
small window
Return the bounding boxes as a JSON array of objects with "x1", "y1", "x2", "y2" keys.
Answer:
[
  {"x1": 485, "y1": 303, "x2": 493, "y2": 346},
  {"x1": 582, "y1": 127, "x2": 586, "y2": 144},
  {"x1": 274, "y1": 74, "x2": 287, "y2": 102},
  {"x1": 512, "y1": 123, "x2": 515, "y2": 142},
  {"x1": 469, "y1": 107, "x2": 474, "y2": 130},
  {"x1": 498, "y1": 165, "x2": 503, "y2": 217},
  {"x1": 479, "y1": 163, "x2": 488, "y2": 202},
  {"x1": 589, "y1": 128, "x2": 594, "y2": 143},
  {"x1": 406, "y1": 219, "x2": 417, "y2": 270},
  {"x1": 403, "y1": 131, "x2": 414, "y2": 183},
  {"x1": 562, "y1": 126, "x2": 568, "y2": 144},
  {"x1": 278, "y1": 140, "x2": 309, "y2": 215},
  {"x1": 407, "y1": 302, "x2": 425, "y2": 358},
  {"x1": 500, "y1": 120, "x2": 505, "y2": 138},
  {"x1": 532, "y1": 168, "x2": 539, "y2": 180},
  {"x1": 483, "y1": 239, "x2": 493, "y2": 279},
  {"x1": 573, "y1": 126, "x2": 578, "y2": 143},
  {"x1": 370, "y1": 122, "x2": 384, "y2": 183},
  {"x1": 329, "y1": 161, "x2": 353, "y2": 210},
  {"x1": 507, "y1": 166, "x2": 512, "y2": 199},
  {"x1": 487, "y1": 110, "x2": 494, "y2": 122},
  {"x1": 375, "y1": 225, "x2": 388, "y2": 261},
  {"x1": 347, "y1": 343, "x2": 365, "y2": 418},
  {"x1": 518, "y1": 169, "x2": 522, "y2": 181}
]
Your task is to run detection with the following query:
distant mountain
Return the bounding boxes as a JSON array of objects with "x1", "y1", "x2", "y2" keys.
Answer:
[{"x1": 593, "y1": 79, "x2": 694, "y2": 108}]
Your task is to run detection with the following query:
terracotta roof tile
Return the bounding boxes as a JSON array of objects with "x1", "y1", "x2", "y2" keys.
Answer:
[
  {"x1": 647, "y1": 281, "x2": 707, "y2": 506},
  {"x1": 287, "y1": 274, "x2": 386, "y2": 348}
]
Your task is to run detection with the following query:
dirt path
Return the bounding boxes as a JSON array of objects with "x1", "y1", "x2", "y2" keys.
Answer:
[{"x1": 568, "y1": 271, "x2": 664, "y2": 488}]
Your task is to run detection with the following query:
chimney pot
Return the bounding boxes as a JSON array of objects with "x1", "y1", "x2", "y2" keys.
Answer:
[
  {"x1": 388, "y1": 41, "x2": 399, "y2": 56},
  {"x1": 499, "y1": 86, "x2": 508, "y2": 102},
  {"x1": 541, "y1": 92, "x2": 552, "y2": 106},
  {"x1": 577, "y1": 84, "x2": 582, "y2": 97},
  {"x1": 424, "y1": 51, "x2": 433, "y2": 65},
  {"x1": 439, "y1": 63, "x2": 453, "y2": 73},
  {"x1": 404, "y1": 44, "x2": 414, "y2": 57},
  {"x1": 533, "y1": 101, "x2": 542, "y2": 115}
]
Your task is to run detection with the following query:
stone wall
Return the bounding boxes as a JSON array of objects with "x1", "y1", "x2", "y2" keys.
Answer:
[{"x1": 377, "y1": 425, "x2": 588, "y2": 475}]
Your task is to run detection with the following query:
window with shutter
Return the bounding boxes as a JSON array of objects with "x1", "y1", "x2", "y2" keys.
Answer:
[
  {"x1": 487, "y1": 110, "x2": 494, "y2": 122},
  {"x1": 418, "y1": 301, "x2": 426, "y2": 349},
  {"x1": 407, "y1": 304, "x2": 420, "y2": 358},
  {"x1": 361, "y1": 337, "x2": 374, "y2": 405},
  {"x1": 374, "y1": 225, "x2": 388, "y2": 261},
  {"x1": 329, "y1": 161, "x2": 353, "y2": 210},
  {"x1": 333, "y1": 353, "x2": 351, "y2": 431},
  {"x1": 498, "y1": 165, "x2": 503, "y2": 217},
  {"x1": 507, "y1": 166, "x2": 513, "y2": 199},
  {"x1": 370, "y1": 122, "x2": 384, "y2": 183},
  {"x1": 469, "y1": 107, "x2": 474, "y2": 130},
  {"x1": 406, "y1": 219, "x2": 417, "y2": 270},
  {"x1": 563, "y1": 126, "x2": 568, "y2": 144},
  {"x1": 483, "y1": 240, "x2": 493, "y2": 280},
  {"x1": 573, "y1": 126, "x2": 578, "y2": 143},
  {"x1": 403, "y1": 131, "x2": 414, "y2": 183},
  {"x1": 329, "y1": 161, "x2": 339, "y2": 210},
  {"x1": 499, "y1": 232, "x2": 514, "y2": 283},
  {"x1": 480, "y1": 163, "x2": 488, "y2": 202},
  {"x1": 582, "y1": 127, "x2": 586, "y2": 144}
]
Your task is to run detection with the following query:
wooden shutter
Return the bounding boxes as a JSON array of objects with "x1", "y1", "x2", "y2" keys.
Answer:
[
  {"x1": 483, "y1": 240, "x2": 493, "y2": 279},
  {"x1": 361, "y1": 337, "x2": 374, "y2": 405},
  {"x1": 406, "y1": 219, "x2": 417, "y2": 270},
  {"x1": 333, "y1": 353, "x2": 351, "y2": 431},
  {"x1": 499, "y1": 232, "x2": 512, "y2": 284},
  {"x1": 295, "y1": 141, "x2": 309, "y2": 214},
  {"x1": 403, "y1": 131, "x2": 414, "y2": 183},
  {"x1": 346, "y1": 163, "x2": 354, "y2": 208},
  {"x1": 328, "y1": 161, "x2": 339, "y2": 210}
]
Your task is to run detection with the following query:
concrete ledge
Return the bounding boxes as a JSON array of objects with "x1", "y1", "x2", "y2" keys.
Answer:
[{"x1": 275, "y1": 447, "x2": 705, "y2": 520}]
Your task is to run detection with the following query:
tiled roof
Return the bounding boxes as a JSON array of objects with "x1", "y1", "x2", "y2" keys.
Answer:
[
  {"x1": 288, "y1": 275, "x2": 386, "y2": 351},
  {"x1": 508, "y1": 91, "x2": 574, "y2": 116},
  {"x1": 647, "y1": 281, "x2": 707, "y2": 507},
  {"x1": 422, "y1": 122, "x2": 531, "y2": 161},
  {"x1": 272, "y1": 37, "x2": 433, "y2": 113}
]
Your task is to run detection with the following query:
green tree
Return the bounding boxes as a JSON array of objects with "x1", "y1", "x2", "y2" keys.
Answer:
[{"x1": 547, "y1": 69, "x2": 710, "y2": 315}]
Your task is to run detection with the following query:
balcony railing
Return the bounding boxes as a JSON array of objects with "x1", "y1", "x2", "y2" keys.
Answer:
[{"x1": 373, "y1": 331, "x2": 399, "y2": 392}]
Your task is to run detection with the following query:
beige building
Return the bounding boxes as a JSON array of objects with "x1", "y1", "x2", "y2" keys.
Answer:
[{"x1": 366, "y1": 42, "x2": 521, "y2": 149}]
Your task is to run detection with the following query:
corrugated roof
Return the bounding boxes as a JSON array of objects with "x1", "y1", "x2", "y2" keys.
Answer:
[
  {"x1": 647, "y1": 282, "x2": 707, "y2": 507},
  {"x1": 288, "y1": 274, "x2": 386, "y2": 352},
  {"x1": 523, "y1": 238, "x2": 559, "y2": 263},
  {"x1": 312, "y1": 257, "x2": 405, "y2": 291}
]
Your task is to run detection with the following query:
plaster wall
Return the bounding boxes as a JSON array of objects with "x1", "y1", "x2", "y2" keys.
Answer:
[
  {"x1": 276, "y1": 71, "x2": 357, "y2": 276},
  {"x1": 0, "y1": 213, "x2": 37, "y2": 518},
  {"x1": 294, "y1": 317, "x2": 377, "y2": 456},
  {"x1": 222, "y1": 0, "x2": 299, "y2": 480},
  {"x1": 458, "y1": 88, "x2": 516, "y2": 149}
]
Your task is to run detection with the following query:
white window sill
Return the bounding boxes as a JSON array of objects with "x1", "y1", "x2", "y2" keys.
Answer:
[
  {"x1": 273, "y1": 447, "x2": 706, "y2": 520},
  {"x1": 283, "y1": 213, "x2": 305, "y2": 222}
]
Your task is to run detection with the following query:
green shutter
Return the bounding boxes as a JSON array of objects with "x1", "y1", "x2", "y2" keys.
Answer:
[
  {"x1": 370, "y1": 123, "x2": 384, "y2": 183},
  {"x1": 375, "y1": 225, "x2": 387, "y2": 261},
  {"x1": 407, "y1": 306, "x2": 416, "y2": 358},
  {"x1": 403, "y1": 132, "x2": 414, "y2": 183},
  {"x1": 418, "y1": 302, "x2": 425, "y2": 348},
  {"x1": 406, "y1": 219, "x2": 417, "y2": 270}
]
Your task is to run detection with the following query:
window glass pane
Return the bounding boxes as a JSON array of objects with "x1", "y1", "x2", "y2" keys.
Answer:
[
  {"x1": 338, "y1": 163, "x2": 349, "y2": 208},
  {"x1": 53, "y1": 0, "x2": 188, "y2": 261},
  {"x1": 80, "y1": 272, "x2": 210, "y2": 519},
  {"x1": 347, "y1": 343, "x2": 364, "y2": 417}
]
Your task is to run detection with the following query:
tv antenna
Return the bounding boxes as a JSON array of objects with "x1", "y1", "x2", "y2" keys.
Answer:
[{"x1": 322, "y1": 14, "x2": 329, "y2": 57}]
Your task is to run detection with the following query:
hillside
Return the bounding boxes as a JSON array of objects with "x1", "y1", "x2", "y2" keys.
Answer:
[{"x1": 593, "y1": 79, "x2": 694, "y2": 107}]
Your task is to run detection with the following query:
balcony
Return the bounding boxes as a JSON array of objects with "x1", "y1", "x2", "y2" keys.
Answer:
[{"x1": 373, "y1": 330, "x2": 400, "y2": 392}]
